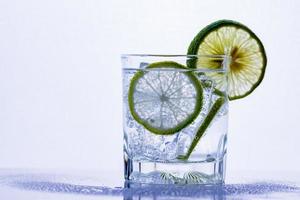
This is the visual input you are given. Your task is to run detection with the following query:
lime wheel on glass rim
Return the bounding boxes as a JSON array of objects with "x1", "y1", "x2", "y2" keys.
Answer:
[{"x1": 188, "y1": 19, "x2": 267, "y2": 100}]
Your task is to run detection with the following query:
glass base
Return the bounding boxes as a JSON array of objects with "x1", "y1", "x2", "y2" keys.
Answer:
[{"x1": 124, "y1": 155, "x2": 226, "y2": 185}]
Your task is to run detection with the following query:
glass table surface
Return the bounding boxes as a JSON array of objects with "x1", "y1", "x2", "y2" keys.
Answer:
[{"x1": 0, "y1": 169, "x2": 299, "y2": 200}]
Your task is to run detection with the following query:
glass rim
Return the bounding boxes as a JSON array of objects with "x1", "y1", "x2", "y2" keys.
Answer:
[
  {"x1": 121, "y1": 54, "x2": 230, "y2": 72},
  {"x1": 120, "y1": 53, "x2": 231, "y2": 58},
  {"x1": 121, "y1": 54, "x2": 230, "y2": 59}
]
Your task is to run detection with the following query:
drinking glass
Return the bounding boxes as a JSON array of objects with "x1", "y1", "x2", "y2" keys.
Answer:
[{"x1": 122, "y1": 54, "x2": 229, "y2": 184}]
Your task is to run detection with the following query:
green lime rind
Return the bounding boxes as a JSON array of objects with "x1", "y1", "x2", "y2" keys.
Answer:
[
  {"x1": 187, "y1": 19, "x2": 267, "y2": 100},
  {"x1": 128, "y1": 61, "x2": 203, "y2": 135},
  {"x1": 178, "y1": 97, "x2": 225, "y2": 160}
]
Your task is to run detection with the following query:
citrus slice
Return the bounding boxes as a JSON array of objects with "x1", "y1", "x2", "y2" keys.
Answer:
[
  {"x1": 188, "y1": 19, "x2": 267, "y2": 100},
  {"x1": 128, "y1": 61, "x2": 203, "y2": 135}
]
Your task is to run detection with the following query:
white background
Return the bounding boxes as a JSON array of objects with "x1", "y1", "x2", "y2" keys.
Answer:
[{"x1": 0, "y1": 0, "x2": 299, "y2": 178}]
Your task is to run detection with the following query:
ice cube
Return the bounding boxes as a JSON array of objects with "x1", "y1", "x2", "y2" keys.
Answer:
[
  {"x1": 176, "y1": 130, "x2": 193, "y2": 156},
  {"x1": 161, "y1": 137, "x2": 178, "y2": 160}
]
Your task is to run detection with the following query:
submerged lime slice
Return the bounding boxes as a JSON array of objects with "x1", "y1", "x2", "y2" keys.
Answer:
[
  {"x1": 188, "y1": 19, "x2": 267, "y2": 100},
  {"x1": 128, "y1": 61, "x2": 203, "y2": 135}
]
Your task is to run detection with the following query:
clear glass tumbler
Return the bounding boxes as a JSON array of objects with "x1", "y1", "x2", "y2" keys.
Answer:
[{"x1": 122, "y1": 54, "x2": 229, "y2": 184}]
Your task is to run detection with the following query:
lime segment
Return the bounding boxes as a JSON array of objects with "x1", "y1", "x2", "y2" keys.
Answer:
[
  {"x1": 128, "y1": 61, "x2": 203, "y2": 135},
  {"x1": 188, "y1": 20, "x2": 267, "y2": 100}
]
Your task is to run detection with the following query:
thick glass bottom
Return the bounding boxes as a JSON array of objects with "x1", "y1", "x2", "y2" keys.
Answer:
[{"x1": 124, "y1": 155, "x2": 226, "y2": 185}]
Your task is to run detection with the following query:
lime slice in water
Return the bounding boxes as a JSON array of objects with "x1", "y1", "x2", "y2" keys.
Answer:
[
  {"x1": 188, "y1": 19, "x2": 267, "y2": 100},
  {"x1": 128, "y1": 61, "x2": 203, "y2": 135}
]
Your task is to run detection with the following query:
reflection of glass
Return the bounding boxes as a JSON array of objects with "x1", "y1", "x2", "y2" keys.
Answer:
[
  {"x1": 122, "y1": 55, "x2": 229, "y2": 184},
  {"x1": 123, "y1": 181, "x2": 225, "y2": 200}
]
